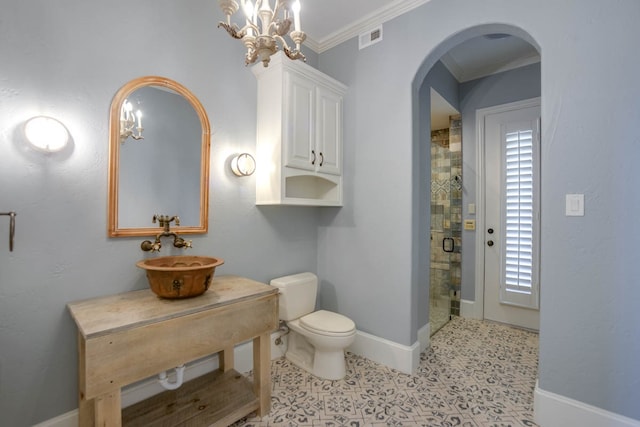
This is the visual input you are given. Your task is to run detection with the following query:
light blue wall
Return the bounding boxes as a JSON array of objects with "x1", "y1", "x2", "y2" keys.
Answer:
[
  {"x1": 317, "y1": 0, "x2": 640, "y2": 421},
  {"x1": 0, "y1": 1, "x2": 318, "y2": 425},
  {"x1": 458, "y1": 62, "x2": 542, "y2": 301},
  {"x1": 317, "y1": 30, "x2": 415, "y2": 344},
  {"x1": 317, "y1": 59, "x2": 460, "y2": 338}
]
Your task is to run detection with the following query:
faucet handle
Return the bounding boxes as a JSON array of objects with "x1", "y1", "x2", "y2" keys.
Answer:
[
  {"x1": 173, "y1": 237, "x2": 192, "y2": 249},
  {"x1": 141, "y1": 240, "x2": 162, "y2": 252}
]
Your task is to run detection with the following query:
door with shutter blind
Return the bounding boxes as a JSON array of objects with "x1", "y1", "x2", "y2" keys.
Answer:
[{"x1": 483, "y1": 100, "x2": 540, "y2": 331}]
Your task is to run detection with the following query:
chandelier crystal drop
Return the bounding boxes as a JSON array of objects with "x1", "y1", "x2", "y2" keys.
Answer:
[{"x1": 217, "y1": 0, "x2": 306, "y2": 67}]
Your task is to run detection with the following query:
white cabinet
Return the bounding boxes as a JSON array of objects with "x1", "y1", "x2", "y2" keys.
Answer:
[{"x1": 252, "y1": 52, "x2": 347, "y2": 206}]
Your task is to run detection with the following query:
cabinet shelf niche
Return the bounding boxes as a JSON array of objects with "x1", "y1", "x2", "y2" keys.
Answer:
[{"x1": 283, "y1": 174, "x2": 341, "y2": 205}]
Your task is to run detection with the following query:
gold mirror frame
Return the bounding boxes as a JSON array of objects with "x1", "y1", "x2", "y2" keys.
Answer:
[{"x1": 107, "y1": 76, "x2": 211, "y2": 237}]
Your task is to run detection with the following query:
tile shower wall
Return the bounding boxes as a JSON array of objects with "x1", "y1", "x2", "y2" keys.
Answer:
[{"x1": 430, "y1": 116, "x2": 462, "y2": 333}]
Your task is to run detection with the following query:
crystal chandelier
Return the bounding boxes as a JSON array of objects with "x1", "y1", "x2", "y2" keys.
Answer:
[{"x1": 218, "y1": 0, "x2": 306, "y2": 67}]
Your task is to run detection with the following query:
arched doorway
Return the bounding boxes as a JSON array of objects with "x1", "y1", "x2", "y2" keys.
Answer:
[{"x1": 411, "y1": 24, "x2": 542, "y2": 335}]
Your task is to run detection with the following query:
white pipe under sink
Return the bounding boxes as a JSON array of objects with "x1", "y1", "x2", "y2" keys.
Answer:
[{"x1": 158, "y1": 365, "x2": 185, "y2": 390}]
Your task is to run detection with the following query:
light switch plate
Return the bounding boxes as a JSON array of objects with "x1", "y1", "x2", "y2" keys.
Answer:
[
  {"x1": 565, "y1": 194, "x2": 584, "y2": 216},
  {"x1": 464, "y1": 219, "x2": 476, "y2": 230},
  {"x1": 468, "y1": 203, "x2": 476, "y2": 215}
]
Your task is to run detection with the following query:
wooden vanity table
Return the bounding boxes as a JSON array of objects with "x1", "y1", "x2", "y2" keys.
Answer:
[{"x1": 67, "y1": 275, "x2": 279, "y2": 426}]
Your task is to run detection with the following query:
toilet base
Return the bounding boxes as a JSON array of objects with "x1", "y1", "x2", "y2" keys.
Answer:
[{"x1": 285, "y1": 329, "x2": 350, "y2": 381}]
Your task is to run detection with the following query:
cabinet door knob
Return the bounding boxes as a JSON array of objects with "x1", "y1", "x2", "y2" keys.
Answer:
[
  {"x1": 319, "y1": 152, "x2": 324, "y2": 166},
  {"x1": 311, "y1": 150, "x2": 316, "y2": 165}
]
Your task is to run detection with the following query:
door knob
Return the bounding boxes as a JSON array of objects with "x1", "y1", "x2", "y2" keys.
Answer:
[
  {"x1": 488, "y1": 228, "x2": 494, "y2": 234},
  {"x1": 487, "y1": 240, "x2": 494, "y2": 247}
]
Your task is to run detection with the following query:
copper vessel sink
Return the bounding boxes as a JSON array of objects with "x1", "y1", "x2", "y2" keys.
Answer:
[{"x1": 136, "y1": 255, "x2": 224, "y2": 299}]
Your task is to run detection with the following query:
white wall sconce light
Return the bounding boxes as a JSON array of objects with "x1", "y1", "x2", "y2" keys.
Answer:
[
  {"x1": 24, "y1": 116, "x2": 70, "y2": 153},
  {"x1": 231, "y1": 153, "x2": 256, "y2": 176},
  {"x1": 120, "y1": 98, "x2": 144, "y2": 143}
]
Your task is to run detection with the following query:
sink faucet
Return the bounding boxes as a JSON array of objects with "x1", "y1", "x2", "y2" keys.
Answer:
[{"x1": 140, "y1": 214, "x2": 192, "y2": 252}]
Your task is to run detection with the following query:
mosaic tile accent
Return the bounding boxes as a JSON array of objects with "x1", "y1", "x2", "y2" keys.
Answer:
[{"x1": 233, "y1": 318, "x2": 539, "y2": 427}]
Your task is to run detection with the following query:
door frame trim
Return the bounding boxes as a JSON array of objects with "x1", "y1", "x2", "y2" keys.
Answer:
[{"x1": 474, "y1": 97, "x2": 541, "y2": 320}]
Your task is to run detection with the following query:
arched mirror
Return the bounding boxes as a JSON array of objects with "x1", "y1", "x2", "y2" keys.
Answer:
[{"x1": 108, "y1": 76, "x2": 211, "y2": 237}]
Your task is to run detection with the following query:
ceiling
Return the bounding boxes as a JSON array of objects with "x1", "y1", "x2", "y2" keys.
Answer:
[
  {"x1": 301, "y1": 0, "x2": 540, "y2": 83},
  {"x1": 301, "y1": 0, "x2": 406, "y2": 51}
]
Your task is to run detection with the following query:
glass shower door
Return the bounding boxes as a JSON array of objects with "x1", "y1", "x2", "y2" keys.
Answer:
[{"x1": 429, "y1": 116, "x2": 462, "y2": 335}]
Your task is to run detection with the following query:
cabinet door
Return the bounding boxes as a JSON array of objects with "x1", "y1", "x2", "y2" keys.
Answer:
[
  {"x1": 285, "y1": 71, "x2": 315, "y2": 172},
  {"x1": 315, "y1": 86, "x2": 342, "y2": 176}
]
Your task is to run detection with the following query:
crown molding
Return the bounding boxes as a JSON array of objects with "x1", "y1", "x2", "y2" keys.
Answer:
[
  {"x1": 306, "y1": 0, "x2": 432, "y2": 53},
  {"x1": 303, "y1": 36, "x2": 320, "y2": 53}
]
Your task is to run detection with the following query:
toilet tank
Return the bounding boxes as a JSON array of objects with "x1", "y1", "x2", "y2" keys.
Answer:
[{"x1": 270, "y1": 272, "x2": 318, "y2": 321}]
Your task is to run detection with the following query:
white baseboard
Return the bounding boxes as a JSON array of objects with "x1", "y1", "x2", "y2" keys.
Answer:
[
  {"x1": 31, "y1": 411, "x2": 77, "y2": 427},
  {"x1": 460, "y1": 299, "x2": 482, "y2": 319},
  {"x1": 534, "y1": 381, "x2": 640, "y2": 427},
  {"x1": 347, "y1": 323, "x2": 429, "y2": 375}
]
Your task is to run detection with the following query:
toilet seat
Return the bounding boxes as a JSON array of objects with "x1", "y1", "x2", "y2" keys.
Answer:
[{"x1": 300, "y1": 310, "x2": 355, "y2": 336}]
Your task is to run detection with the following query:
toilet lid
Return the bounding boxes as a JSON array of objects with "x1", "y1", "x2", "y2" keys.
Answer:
[{"x1": 300, "y1": 310, "x2": 355, "y2": 334}]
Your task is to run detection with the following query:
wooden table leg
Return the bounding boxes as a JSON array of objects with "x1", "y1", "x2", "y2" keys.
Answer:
[
  {"x1": 219, "y1": 346, "x2": 235, "y2": 372},
  {"x1": 94, "y1": 390, "x2": 122, "y2": 426},
  {"x1": 253, "y1": 332, "x2": 271, "y2": 416},
  {"x1": 78, "y1": 397, "x2": 95, "y2": 427},
  {"x1": 78, "y1": 331, "x2": 95, "y2": 427}
]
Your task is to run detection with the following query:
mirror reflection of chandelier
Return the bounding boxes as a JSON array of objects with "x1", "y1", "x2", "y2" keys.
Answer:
[
  {"x1": 120, "y1": 99, "x2": 143, "y2": 143},
  {"x1": 217, "y1": 0, "x2": 306, "y2": 67}
]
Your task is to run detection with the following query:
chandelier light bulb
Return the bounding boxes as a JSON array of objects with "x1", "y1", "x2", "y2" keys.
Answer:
[
  {"x1": 120, "y1": 98, "x2": 144, "y2": 143},
  {"x1": 242, "y1": 0, "x2": 254, "y2": 20},
  {"x1": 292, "y1": 0, "x2": 301, "y2": 32}
]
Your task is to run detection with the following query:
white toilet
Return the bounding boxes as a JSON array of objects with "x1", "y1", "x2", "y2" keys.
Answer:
[{"x1": 270, "y1": 272, "x2": 356, "y2": 380}]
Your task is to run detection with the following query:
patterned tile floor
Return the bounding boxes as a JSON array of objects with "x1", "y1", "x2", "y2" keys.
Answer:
[{"x1": 233, "y1": 317, "x2": 539, "y2": 427}]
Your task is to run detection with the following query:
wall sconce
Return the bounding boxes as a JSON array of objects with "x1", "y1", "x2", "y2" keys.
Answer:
[
  {"x1": 231, "y1": 153, "x2": 256, "y2": 176},
  {"x1": 120, "y1": 98, "x2": 144, "y2": 143},
  {"x1": 24, "y1": 116, "x2": 70, "y2": 153}
]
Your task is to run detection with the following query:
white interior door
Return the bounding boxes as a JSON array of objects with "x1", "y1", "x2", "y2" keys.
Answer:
[{"x1": 483, "y1": 99, "x2": 540, "y2": 331}]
